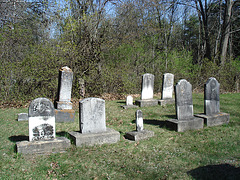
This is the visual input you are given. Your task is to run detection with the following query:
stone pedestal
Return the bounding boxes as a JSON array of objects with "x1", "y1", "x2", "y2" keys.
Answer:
[
  {"x1": 195, "y1": 112, "x2": 229, "y2": 127},
  {"x1": 135, "y1": 99, "x2": 159, "y2": 107},
  {"x1": 55, "y1": 109, "x2": 75, "y2": 123},
  {"x1": 16, "y1": 137, "x2": 71, "y2": 154},
  {"x1": 125, "y1": 130, "x2": 154, "y2": 141},
  {"x1": 158, "y1": 98, "x2": 175, "y2": 106},
  {"x1": 166, "y1": 117, "x2": 204, "y2": 132},
  {"x1": 68, "y1": 128, "x2": 120, "y2": 147}
]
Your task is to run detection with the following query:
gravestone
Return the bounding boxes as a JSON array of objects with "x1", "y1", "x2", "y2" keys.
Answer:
[
  {"x1": 135, "y1": 73, "x2": 158, "y2": 107},
  {"x1": 159, "y1": 73, "x2": 175, "y2": 106},
  {"x1": 55, "y1": 66, "x2": 75, "y2": 122},
  {"x1": 68, "y1": 98, "x2": 120, "y2": 147},
  {"x1": 16, "y1": 98, "x2": 70, "y2": 154},
  {"x1": 121, "y1": 95, "x2": 138, "y2": 109},
  {"x1": 125, "y1": 110, "x2": 154, "y2": 141},
  {"x1": 195, "y1": 77, "x2": 229, "y2": 126},
  {"x1": 17, "y1": 113, "x2": 28, "y2": 121},
  {"x1": 166, "y1": 79, "x2": 203, "y2": 132}
]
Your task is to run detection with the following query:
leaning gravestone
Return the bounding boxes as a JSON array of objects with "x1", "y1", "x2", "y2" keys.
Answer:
[
  {"x1": 166, "y1": 79, "x2": 203, "y2": 132},
  {"x1": 68, "y1": 98, "x2": 120, "y2": 147},
  {"x1": 135, "y1": 73, "x2": 158, "y2": 107},
  {"x1": 159, "y1": 73, "x2": 175, "y2": 106},
  {"x1": 121, "y1": 95, "x2": 138, "y2": 109},
  {"x1": 55, "y1": 66, "x2": 75, "y2": 122},
  {"x1": 195, "y1": 77, "x2": 229, "y2": 126},
  {"x1": 125, "y1": 110, "x2": 154, "y2": 141},
  {"x1": 16, "y1": 98, "x2": 70, "y2": 154}
]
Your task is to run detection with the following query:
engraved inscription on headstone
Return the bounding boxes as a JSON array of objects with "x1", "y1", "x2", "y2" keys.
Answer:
[
  {"x1": 175, "y1": 79, "x2": 193, "y2": 120},
  {"x1": 136, "y1": 110, "x2": 143, "y2": 131},
  {"x1": 126, "y1": 96, "x2": 133, "y2": 106},
  {"x1": 204, "y1": 77, "x2": 220, "y2": 115},
  {"x1": 79, "y1": 98, "x2": 106, "y2": 134},
  {"x1": 161, "y1": 73, "x2": 174, "y2": 99},
  {"x1": 28, "y1": 98, "x2": 55, "y2": 141},
  {"x1": 141, "y1": 73, "x2": 154, "y2": 100}
]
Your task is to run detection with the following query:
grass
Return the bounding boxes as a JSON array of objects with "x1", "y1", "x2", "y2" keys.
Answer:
[{"x1": 0, "y1": 93, "x2": 239, "y2": 179}]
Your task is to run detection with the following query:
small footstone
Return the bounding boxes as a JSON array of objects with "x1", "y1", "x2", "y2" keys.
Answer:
[
  {"x1": 18, "y1": 113, "x2": 28, "y2": 121},
  {"x1": 16, "y1": 137, "x2": 71, "y2": 154}
]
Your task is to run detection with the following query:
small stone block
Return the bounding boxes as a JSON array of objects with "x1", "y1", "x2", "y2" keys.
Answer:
[
  {"x1": 55, "y1": 109, "x2": 75, "y2": 123},
  {"x1": 166, "y1": 117, "x2": 204, "y2": 132},
  {"x1": 195, "y1": 112, "x2": 230, "y2": 127},
  {"x1": 56, "y1": 101, "x2": 73, "y2": 110},
  {"x1": 16, "y1": 137, "x2": 71, "y2": 154},
  {"x1": 68, "y1": 128, "x2": 120, "y2": 147},
  {"x1": 121, "y1": 105, "x2": 138, "y2": 109},
  {"x1": 125, "y1": 130, "x2": 154, "y2": 141},
  {"x1": 158, "y1": 99, "x2": 175, "y2": 106},
  {"x1": 135, "y1": 99, "x2": 159, "y2": 107},
  {"x1": 18, "y1": 113, "x2": 28, "y2": 121}
]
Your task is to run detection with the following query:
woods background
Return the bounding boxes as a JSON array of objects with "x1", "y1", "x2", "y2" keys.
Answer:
[{"x1": 0, "y1": 0, "x2": 239, "y2": 103}]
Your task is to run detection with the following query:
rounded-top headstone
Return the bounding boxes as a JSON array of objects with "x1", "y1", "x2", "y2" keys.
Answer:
[
  {"x1": 28, "y1": 98, "x2": 55, "y2": 141},
  {"x1": 141, "y1": 73, "x2": 155, "y2": 100},
  {"x1": 126, "y1": 95, "x2": 133, "y2": 106},
  {"x1": 162, "y1": 73, "x2": 174, "y2": 99},
  {"x1": 79, "y1": 97, "x2": 106, "y2": 134},
  {"x1": 204, "y1": 77, "x2": 220, "y2": 115}
]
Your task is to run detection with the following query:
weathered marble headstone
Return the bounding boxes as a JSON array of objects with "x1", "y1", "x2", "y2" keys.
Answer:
[
  {"x1": 135, "y1": 73, "x2": 158, "y2": 107},
  {"x1": 16, "y1": 98, "x2": 71, "y2": 154},
  {"x1": 159, "y1": 73, "x2": 175, "y2": 106},
  {"x1": 68, "y1": 98, "x2": 120, "y2": 147},
  {"x1": 166, "y1": 79, "x2": 203, "y2": 132},
  {"x1": 125, "y1": 110, "x2": 154, "y2": 141},
  {"x1": 55, "y1": 66, "x2": 75, "y2": 123},
  {"x1": 121, "y1": 95, "x2": 138, "y2": 109},
  {"x1": 195, "y1": 77, "x2": 229, "y2": 126}
]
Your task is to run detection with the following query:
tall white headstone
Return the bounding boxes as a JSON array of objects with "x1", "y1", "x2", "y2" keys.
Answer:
[
  {"x1": 141, "y1": 73, "x2": 154, "y2": 100},
  {"x1": 162, "y1": 73, "x2": 174, "y2": 99}
]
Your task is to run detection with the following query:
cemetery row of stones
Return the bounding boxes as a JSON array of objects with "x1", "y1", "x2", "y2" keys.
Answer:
[{"x1": 16, "y1": 67, "x2": 229, "y2": 154}]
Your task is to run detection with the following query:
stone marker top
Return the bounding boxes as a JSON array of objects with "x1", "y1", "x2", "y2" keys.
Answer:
[
  {"x1": 175, "y1": 79, "x2": 192, "y2": 106},
  {"x1": 29, "y1": 98, "x2": 55, "y2": 117},
  {"x1": 141, "y1": 73, "x2": 155, "y2": 100},
  {"x1": 60, "y1": 66, "x2": 72, "y2": 72}
]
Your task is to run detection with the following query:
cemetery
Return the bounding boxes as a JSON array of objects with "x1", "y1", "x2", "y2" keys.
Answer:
[{"x1": 0, "y1": 68, "x2": 239, "y2": 179}]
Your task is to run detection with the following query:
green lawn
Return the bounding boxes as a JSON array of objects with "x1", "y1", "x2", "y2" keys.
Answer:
[{"x1": 0, "y1": 93, "x2": 239, "y2": 179}]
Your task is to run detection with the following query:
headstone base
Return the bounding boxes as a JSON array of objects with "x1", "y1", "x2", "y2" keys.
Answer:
[
  {"x1": 125, "y1": 130, "x2": 154, "y2": 141},
  {"x1": 56, "y1": 101, "x2": 73, "y2": 110},
  {"x1": 158, "y1": 98, "x2": 175, "y2": 106},
  {"x1": 55, "y1": 109, "x2": 75, "y2": 123},
  {"x1": 135, "y1": 99, "x2": 159, "y2": 107},
  {"x1": 68, "y1": 128, "x2": 120, "y2": 147},
  {"x1": 16, "y1": 137, "x2": 71, "y2": 154},
  {"x1": 121, "y1": 105, "x2": 138, "y2": 109},
  {"x1": 18, "y1": 113, "x2": 29, "y2": 121},
  {"x1": 166, "y1": 117, "x2": 204, "y2": 132},
  {"x1": 195, "y1": 112, "x2": 229, "y2": 127}
]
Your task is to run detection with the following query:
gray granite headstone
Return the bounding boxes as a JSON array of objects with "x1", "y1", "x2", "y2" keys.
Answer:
[
  {"x1": 28, "y1": 98, "x2": 55, "y2": 141},
  {"x1": 79, "y1": 98, "x2": 106, "y2": 134},
  {"x1": 204, "y1": 77, "x2": 220, "y2": 115},
  {"x1": 57, "y1": 66, "x2": 73, "y2": 110},
  {"x1": 126, "y1": 96, "x2": 133, "y2": 106},
  {"x1": 175, "y1": 79, "x2": 193, "y2": 120},
  {"x1": 136, "y1": 110, "x2": 143, "y2": 131},
  {"x1": 141, "y1": 73, "x2": 154, "y2": 100},
  {"x1": 162, "y1": 73, "x2": 174, "y2": 99}
]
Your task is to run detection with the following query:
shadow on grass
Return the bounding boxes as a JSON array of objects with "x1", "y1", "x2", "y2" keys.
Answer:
[
  {"x1": 188, "y1": 164, "x2": 240, "y2": 180},
  {"x1": 9, "y1": 135, "x2": 28, "y2": 142},
  {"x1": 116, "y1": 101, "x2": 125, "y2": 105},
  {"x1": 132, "y1": 119, "x2": 167, "y2": 128},
  {"x1": 165, "y1": 114, "x2": 176, "y2": 119}
]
